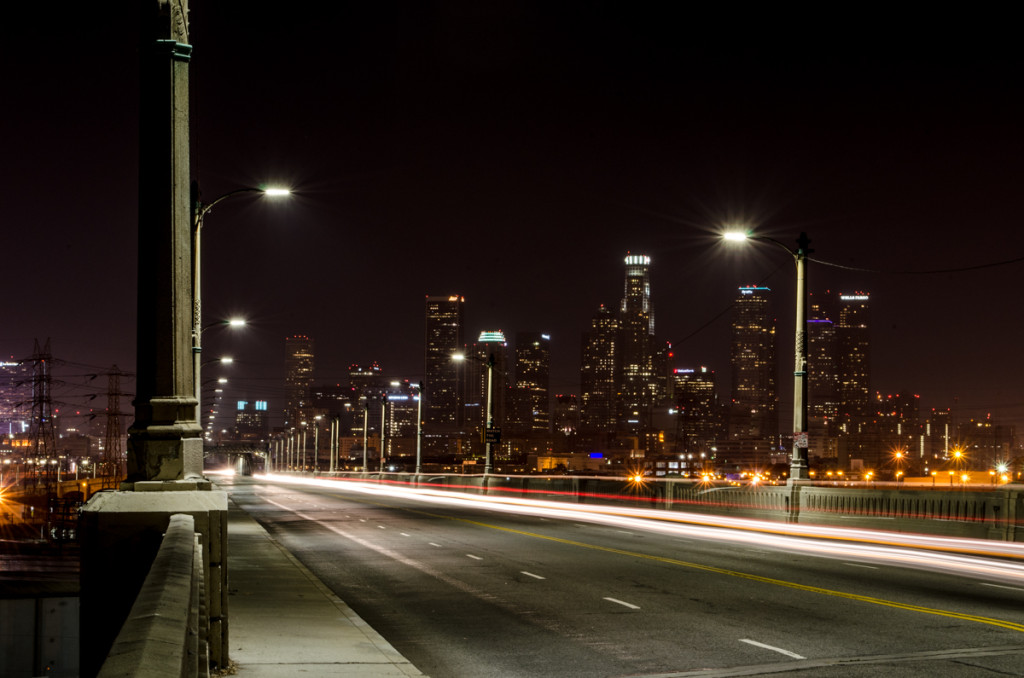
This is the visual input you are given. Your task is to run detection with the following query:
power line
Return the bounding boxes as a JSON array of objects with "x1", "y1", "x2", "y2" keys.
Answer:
[{"x1": 809, "y1": 253, "x2": 1024, "y2": 275}]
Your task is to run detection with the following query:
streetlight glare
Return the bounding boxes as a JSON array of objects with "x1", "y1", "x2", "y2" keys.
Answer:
[
  {"x1": 228, "y1": 318, "x2": 246, "y2": 327},
  {"x1": 263, "y1": 187, "x2": 291, "y2": 197},
  {"x1": 451, "y1": 353, "x2": 466, "y2": 361},
  {"x1": 723, "y1": 231, "x2": 750, "y2": 242}
]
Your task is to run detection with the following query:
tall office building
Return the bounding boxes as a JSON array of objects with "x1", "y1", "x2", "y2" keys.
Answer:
[
  {"x1": 463, "y1": 331, "x2": 510, "y2": 436},
  {"x1": 424, "y1": 295, "x2": 465, "y2": 428},
  {"x1": 672, "y1": 367, "x2": 722, "y2": 454},
  {"x1": 580, "y1": 304, "x2": 618, "y2": 432},
  {"x1": 511, "y1": 332, "x2": 551, "y2": 434},
  {"x1": 284, "y1": 335, "x2": 315, "y2": 429},
  {"x1": 729, "y1": 286, "x2": 777, "y2": 441},
  {"x1": 234, "y1": 400, "x2": 269, "y2": 441},
  {"x1": 617, "y1": 253, "x2": 660, "y2": 431},
  {"x1": 580, "y1": 253, "x2": 669, "y2": 441},
  {"x1": 348, "y1": 363, "x2": 388, "y2": 404},
  {"x1": 553, "y1": 394, "x2": 580, "y2": 437},
  {"x1": 807, "y1": 293, "x2": 839, "y2": 428},
  {"x1": 0, "y1": 359, "x2": 31, "y2": 436},
  {"x1": 836, "y1": 292, "x2": 871, "y2": 422}
]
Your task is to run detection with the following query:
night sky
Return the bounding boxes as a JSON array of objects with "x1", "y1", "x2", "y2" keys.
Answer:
[{"x1": 5, "y1": 5, "x2": 1023, "y2": 434}]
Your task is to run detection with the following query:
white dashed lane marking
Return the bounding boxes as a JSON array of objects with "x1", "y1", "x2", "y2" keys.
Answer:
[{"x1": 740, "y1": 638, "x2": 805, "y2": 659}]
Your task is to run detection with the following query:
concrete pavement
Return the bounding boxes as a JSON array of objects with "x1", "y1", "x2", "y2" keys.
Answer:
[{"x1": 225, "y1": 498, "x2": 425, "y2": 677}]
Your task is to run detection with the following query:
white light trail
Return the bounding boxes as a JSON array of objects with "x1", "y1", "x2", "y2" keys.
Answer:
[{"x1": 254, "y1": 473, "x2": 1024, "y2": 585}]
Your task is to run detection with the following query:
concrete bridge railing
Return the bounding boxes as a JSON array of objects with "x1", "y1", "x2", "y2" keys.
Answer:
[{"x1": 95, "y1": 514, "x2": 208, "y2": 678}]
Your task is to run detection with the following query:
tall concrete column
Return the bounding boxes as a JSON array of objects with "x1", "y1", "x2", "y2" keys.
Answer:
[
  {"x1": 81, "y1": 6, "x2": 228, "y2": 676},
  {"x1": 127, "y1": 0, "x2": 204, "y2": 483}
]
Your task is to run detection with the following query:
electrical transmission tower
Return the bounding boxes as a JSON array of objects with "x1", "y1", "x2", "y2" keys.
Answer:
[
  {"x1": 102, "y1": 365, "x2": 131, "y2": 488},
  {"x1": 29, "y1": 339, "x2": 59, "y2": 493}
]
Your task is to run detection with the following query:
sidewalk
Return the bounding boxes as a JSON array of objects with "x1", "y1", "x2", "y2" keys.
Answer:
[{"x1": 226, "y1": 500, "x2": 425, "y2": 676}]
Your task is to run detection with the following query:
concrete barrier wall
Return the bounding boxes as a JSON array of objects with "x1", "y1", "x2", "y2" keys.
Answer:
[
  {"x1": 0, "y1": 595, "x2": 79, "y2": 677},
  {"x1": 80, "y1": 488, "x2": 228, "y2": 678},
  {"x1": 96, "y1": 513, "x2": 207, "y2": 678}
]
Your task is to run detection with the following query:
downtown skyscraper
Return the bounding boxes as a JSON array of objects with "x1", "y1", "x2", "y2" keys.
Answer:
[
  {"x1": 806, "y1": 290, "x2": 872, "y2": 430},
  {"x1": 462, "y1": 330, "x2": 510, "y2": 436},
  {"x1": 424, "y1": 295, "x2": 464, "y2": 428},
  {"x1": 580, "y1": 304, "x2": 618, "y2": 432},
  {"x1": 617, "y1": 254, "x2": 663, "y2": 432},
  {"x1": 510, "y1": 332, "x2": 551, "y2": 434},
  {"x1": 729, "y1": 286, "x2": 778, "y2": 442},
  {"x1": 672, "y1": 367, "x2": 723, "y2": 456},
  {"x1": 580, "y1": 254, "x2": 668, "y2": 446},
  {"x1": 284, "y1": 335, "x2": 315, "y2": 429},
  {"x1": 836, "y1": 293, "x2": 871, "y2": 423}
]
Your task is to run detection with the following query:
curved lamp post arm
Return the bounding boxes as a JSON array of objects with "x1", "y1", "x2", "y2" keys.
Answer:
[
  {"x1": 189, "y1": 183, "x2": 289, "y2": 428},
  {"x1": 194, "y1": 187, "x2": 265, "y2": 230}
]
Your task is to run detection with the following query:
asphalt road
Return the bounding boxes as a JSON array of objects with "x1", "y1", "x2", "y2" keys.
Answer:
[{"x1": 222, "y1": 475, "x2": 1024, "y2": 677}]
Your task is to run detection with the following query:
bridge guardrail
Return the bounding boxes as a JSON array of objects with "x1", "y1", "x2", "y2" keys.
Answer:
[{"x1": 96, "y1": 513, "x2": 208, "y2": 678}]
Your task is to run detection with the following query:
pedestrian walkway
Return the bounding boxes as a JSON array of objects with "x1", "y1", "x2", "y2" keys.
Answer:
[{"x1": 226, "y1": 499, "x2": 425, "y2": 676}]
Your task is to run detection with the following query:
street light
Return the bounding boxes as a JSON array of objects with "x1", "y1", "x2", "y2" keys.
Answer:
[
  {"x1": 414, "y1": 382, "x2": 424, "y2": 474},
  {"x1": 452, "y1": 353, "x2": 496, "y2": 475},
  {"x1": 191, "y1": 182, "x2": 289, "y2": 426},
  {"x1": 724, "y1": 230, "x2": 812, "y2": 484},
  {"x1": 362, "y1": 403, "x2": 370, "y2": 473},
  {"x1": 380, "y1": 400, "x2": 387, "y2": 473},
  {"x1": 312, "y1": 414, "x2": 322, "y2": 475}
]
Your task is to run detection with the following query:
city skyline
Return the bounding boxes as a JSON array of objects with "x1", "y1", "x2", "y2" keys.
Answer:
[
  {"x1": 3, "y1": 6, "x2": 1023, "y2": 439},
  {"x1": 0, "y1": 248, "x2": 1017, "y2": 448}
]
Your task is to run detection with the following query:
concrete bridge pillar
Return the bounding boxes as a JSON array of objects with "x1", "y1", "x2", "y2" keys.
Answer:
[
  {"x1": 80, "y1": 4, "x2": 228, "y2": 676},
  {"x1": 126, "y1": 0, "x2": 203, "y2": 483}
]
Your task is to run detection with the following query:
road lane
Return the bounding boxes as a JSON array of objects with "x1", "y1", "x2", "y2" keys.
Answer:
[{"x1": 222, "y1": 476, "x2": 1024, "y2": 677}]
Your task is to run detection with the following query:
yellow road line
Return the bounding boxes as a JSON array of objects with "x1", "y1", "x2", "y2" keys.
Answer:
[
  {"x1": 446, "y1": 514, "x2": 1024, "y2": 633},
  {"x1": 292, "y1": 486, "x2": 1024, "y2": 633}
]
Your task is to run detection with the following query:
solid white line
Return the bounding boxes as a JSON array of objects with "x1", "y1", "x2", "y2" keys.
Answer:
[
  {"x1": 740, "y1": 639, "x2": 805, "y2": 659},
  {"x1": 982, "y1": 583, "x2": 1024, "y2": 592},
  {"x1": 521, "y1": 571, "x2": 546, "y2": 580},
  {"x1": 429, "y1": 542, "x2": 442, "y2": 548},
  {"x1": 603, "y1": 597, "x2": 640, "y2": 610},
  {"x1": 843, "y1": 562, "x2": 878, "y2": 569},
  {"x1": 467, "y1": 554, "x2": 483, "y2": 560},
  {"x1": 616, "y1": 530, "x2": 633, "y2": 535}
]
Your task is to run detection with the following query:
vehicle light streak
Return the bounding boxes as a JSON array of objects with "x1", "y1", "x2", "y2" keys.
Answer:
[{"x1": 256, "y1": 473, "x2": 1024, "y2": 585}]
